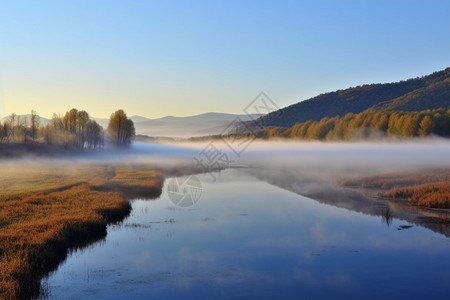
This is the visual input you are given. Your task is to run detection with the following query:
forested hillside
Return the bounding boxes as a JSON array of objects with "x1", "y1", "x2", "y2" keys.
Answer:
[
  {"x1": 253, "y1": 68, "x2": 450, "y2": 128},
  {"x1": 225, "y1": 108, "x2": 450, "y2": 141}
]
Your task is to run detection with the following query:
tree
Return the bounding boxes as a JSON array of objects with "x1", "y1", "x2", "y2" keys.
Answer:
[
  {"x1": 86, "y1": 120, "x2": 104, "y2": 149},
  {"x1": 0, "y1": 124, "x2": 5, "y2": 143},
  {"x1": 50, "y1": 113, "x2": 64, "y2": 131},
  {"x1": 107, "y1": 109, "x2": 135, "y2": 147},
  {"x1": 9, "y1": 113, "x2": 16, "y2": 131},
  {"x1": 8, "y1": 113, "x2": 17, "y2": 142},
  {"x1": 63, "y1": 108, "x2": 78, "y2": 148},
  {"x1": 14, "y1": 116, "x2": 25, "y2": 142},
  {"x1": 375, "y1": 114, "x2": 389, "y2": 131},
  {"x1": 418, "y1": 116, "x2": 435, "y2": 137},
  {"x1": 401, "y1": 114, "x2": 419, "y2": 137},
  {"x1": 30, "y1": 110, "x2": 39, "y2": 143},
  {"x1": 0, "y1": 122, "x2": 11, "y2": 142},
  {"x1": 39, "y1": 126, "x2": 51, "y2": 145},
  {"x1": 77, "y1": 110, "x2": 89, "y2": 149}
]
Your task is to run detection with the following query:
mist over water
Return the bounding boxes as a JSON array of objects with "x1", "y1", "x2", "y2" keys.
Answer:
[
  {"x1": 41, "y1": 168, "x2": 450, "y2": 300},
  {"x1": 1, "y1": 139, "x2": 448, "y2": 189},
  {"x1": 127, "y1": 139, "x2": 450, "y2": 176},
  {"x1": 4, "y1": 139, "x2": 448, "y2": 178},
  {"x1": 4, "y1": 139, "x2": 448, "y2": 299}
]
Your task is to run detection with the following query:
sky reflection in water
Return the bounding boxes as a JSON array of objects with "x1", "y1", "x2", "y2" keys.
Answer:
[{"x1": 42, "y1": 169, "x2": 450, "y2": 300}]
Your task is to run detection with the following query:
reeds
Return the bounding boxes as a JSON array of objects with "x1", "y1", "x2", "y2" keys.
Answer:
[
  {"x1": 0, "y1": 164, "x2": 163, "y2": 299},
  {"x1": 386, "y1": 182, "x2": 450, "y2": 208},
  {"x1": 339, "y1": 167, "x2": 450, "y2": 208}
]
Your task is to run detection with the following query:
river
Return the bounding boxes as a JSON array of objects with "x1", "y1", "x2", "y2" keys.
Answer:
[{"x1": 38, "y1": 168, "x2": 450, "y2": 299}]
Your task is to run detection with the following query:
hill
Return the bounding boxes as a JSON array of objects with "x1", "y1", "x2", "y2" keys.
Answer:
[
  {"x1": 95, "y1": 112, "x2": 261, "y2": 138},
  {"x1": 2, "y1": 112, "x2": 262, "y2": 139},
  {"x1": 199, "y1": 108, "x2": 450, "y2": 141},
  {"x1": 252, "y1": 67, "x2": 450, "y2": 128},
  {"x1": 0, "y1": 114, "x2": 50, "y2": 126}
]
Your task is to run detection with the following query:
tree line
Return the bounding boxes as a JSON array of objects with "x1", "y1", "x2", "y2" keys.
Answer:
[
  {"x1": 228, "y1": 108, "x2": 450, "y2": 141},
  {"x1": 0, "y1": 109, "x2": 135, "y2": 150},
  {"x1": 250, "y1": 68, "x2": 450, "y2": 129}
]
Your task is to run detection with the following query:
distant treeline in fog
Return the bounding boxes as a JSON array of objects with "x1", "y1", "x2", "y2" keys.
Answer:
[
  {"x1": 0, "y1": 109, "x2": 135, "y2": 151},
  {"x1": 255, "y1": 108, "x2": 450, "y2": 140},
  {"x1": 191, "y1": 108, "x2": 450, "y2": 141}
]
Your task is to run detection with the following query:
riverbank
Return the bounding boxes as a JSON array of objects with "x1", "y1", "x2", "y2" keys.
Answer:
[
  {"x1": 336, "y1": 167, "x2": 450, "y2": 234},
  {"x1": 0, "y1": 164, "x2": 164, "y2": 299},
  {"x1": 243, "y1": 165, "x2": 450, "y2": 237},
  {"x1": 338, "y1": 167, "x2": 450, "y2": 208}
]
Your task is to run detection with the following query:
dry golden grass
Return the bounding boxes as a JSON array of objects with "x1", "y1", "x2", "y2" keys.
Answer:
[
  {"x1": 339, "y1": 167, "x2": 450, "y2": 189},
  {"x1": 0, "y1": 164, "x2": 163, "y2": 299},
  {"x1": 339, "y1": 167, "x2": 450, "y2": 208},
  {"x1": 386, "y1": 182, "x2": 450, "y2": 208}
]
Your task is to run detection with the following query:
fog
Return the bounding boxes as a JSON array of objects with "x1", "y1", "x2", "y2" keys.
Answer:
[
  {"x1": 3, "y1": 139, "x2": 449, "y2": 176},
  {"x1": 240, "y1": 139, "x2": 450, "y2": 177},
  {"x1": 2, "y1": 139, "x2": 449, "y2": 236},
  {"x1": 130, "y1": 138, "x2": 450, "y2": 177}
]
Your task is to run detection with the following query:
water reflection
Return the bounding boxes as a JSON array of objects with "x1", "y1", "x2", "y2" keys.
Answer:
[
  {"x1": 242, "y1": 166, "x2": 450, "y2": 237},
  {"x1": 40, "y1": 169, "x2": 450, "y2": 300},
  {"x1": 381, "y1": 207, "x2": 393, "y2": 227}
]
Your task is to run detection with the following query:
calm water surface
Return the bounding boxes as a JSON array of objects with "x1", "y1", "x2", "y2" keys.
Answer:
[{"x1": 41, "y1": 169, "x2": 450, "y2": 299}]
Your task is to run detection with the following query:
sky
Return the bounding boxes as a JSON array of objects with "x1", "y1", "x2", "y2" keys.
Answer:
[{"x1": 1, "y1": 0, "x2": 449, "y2": 119}]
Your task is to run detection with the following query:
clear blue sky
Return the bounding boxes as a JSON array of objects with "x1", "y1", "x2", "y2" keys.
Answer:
[{"x1": 1, "y1": 0, "x2": 449, "y2": 119}]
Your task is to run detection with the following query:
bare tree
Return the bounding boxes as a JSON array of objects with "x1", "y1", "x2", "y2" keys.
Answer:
[
  {"x1": 8, "y1": 113, "x2": 16, "y2": 141},
  {"x1": 0, "y1": 122, "x2": 11, "y2": 143},
  {"x1": 51, "y1": 113, "x2": 64, "y2": 131},
  {"x1": 9, "y1": 113, "x2": 16, "y2": 131},
  {"x1": 30, "y1": 110, "x2": 39, "y2": 143}
]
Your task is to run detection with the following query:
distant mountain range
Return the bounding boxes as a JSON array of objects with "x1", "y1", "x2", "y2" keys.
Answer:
[
  {"x1": 3, "y1": 68, "x2": 448, "y2": 139},
  {"x1": 251, "y1": 67, "x2": 450, "y2": 128},
  {"x1": 0, "y1": 114, "x2": 51, "y2": 127},
  {"x1": 1, "y1": 113, "x2": 261, "y2": 138},
  {"x1": 94, "y1": 112, "x2": 261, "y2": 138}
]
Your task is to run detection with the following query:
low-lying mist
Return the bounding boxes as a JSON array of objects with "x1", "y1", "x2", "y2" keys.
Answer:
[
  {"x1": 3, "y1": 139, "x2": 449, "y2": 177},
  {"x1": 2, "y1": 139, "x2": 449, "y2": 238}
]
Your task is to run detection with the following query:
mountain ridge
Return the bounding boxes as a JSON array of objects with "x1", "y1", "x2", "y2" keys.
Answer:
[
  {"x1": 253, "y1": 67, "x2": 450, "y2": 128},
  {"x1": 2, "y1": 112, "x2": 261, "y2": 138},
  {"x1": 92, "y1": 112, "x2": 262, "y2": 138}
]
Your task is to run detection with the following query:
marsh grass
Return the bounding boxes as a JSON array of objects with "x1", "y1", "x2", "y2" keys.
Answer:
[
  {"x1": 386, "y1": 182, "x2": 450, "y2": 208},
  {"x1": 0, "y1": 164, "x2": 163, "y2": 299},
  {"x1": 94, "y1": 167, "x2": 163, "y2": 199},
  {"x1": 339, "y1": 167, "x2": 450, "y2": 208}
]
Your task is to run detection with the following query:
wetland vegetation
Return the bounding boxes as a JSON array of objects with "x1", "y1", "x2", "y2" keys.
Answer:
[{"x1": 0, "y1": 163, "x2": 163, "y2": 299}]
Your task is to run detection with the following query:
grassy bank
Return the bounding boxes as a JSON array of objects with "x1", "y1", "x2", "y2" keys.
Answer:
[
  {"x1": 0, "y1": 164, "x2": 163, "y2": 299},
  {"x1": 339, "y1": 167, "x2": 450, "y2": 208},
  {"x1": 385, "y1": 182, "x2": 450, "y2": 208}
]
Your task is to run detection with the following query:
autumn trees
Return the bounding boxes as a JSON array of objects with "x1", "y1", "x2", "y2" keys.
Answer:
[
  {"x1": 243, "y1": 108, "x2": 450, "y2": 141},
  {"x1": 0, "y1": 108, "x2": 135, "y2": 150},
  {"x1": 36, "y1": 109, "x2": 104, "y2": 150},
  {"x1": 107, "y1": 109, "x2": 135, "y2": 147},
  {"x1": 419, "y1": 116, "x2": 435, "y2": 137}
]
